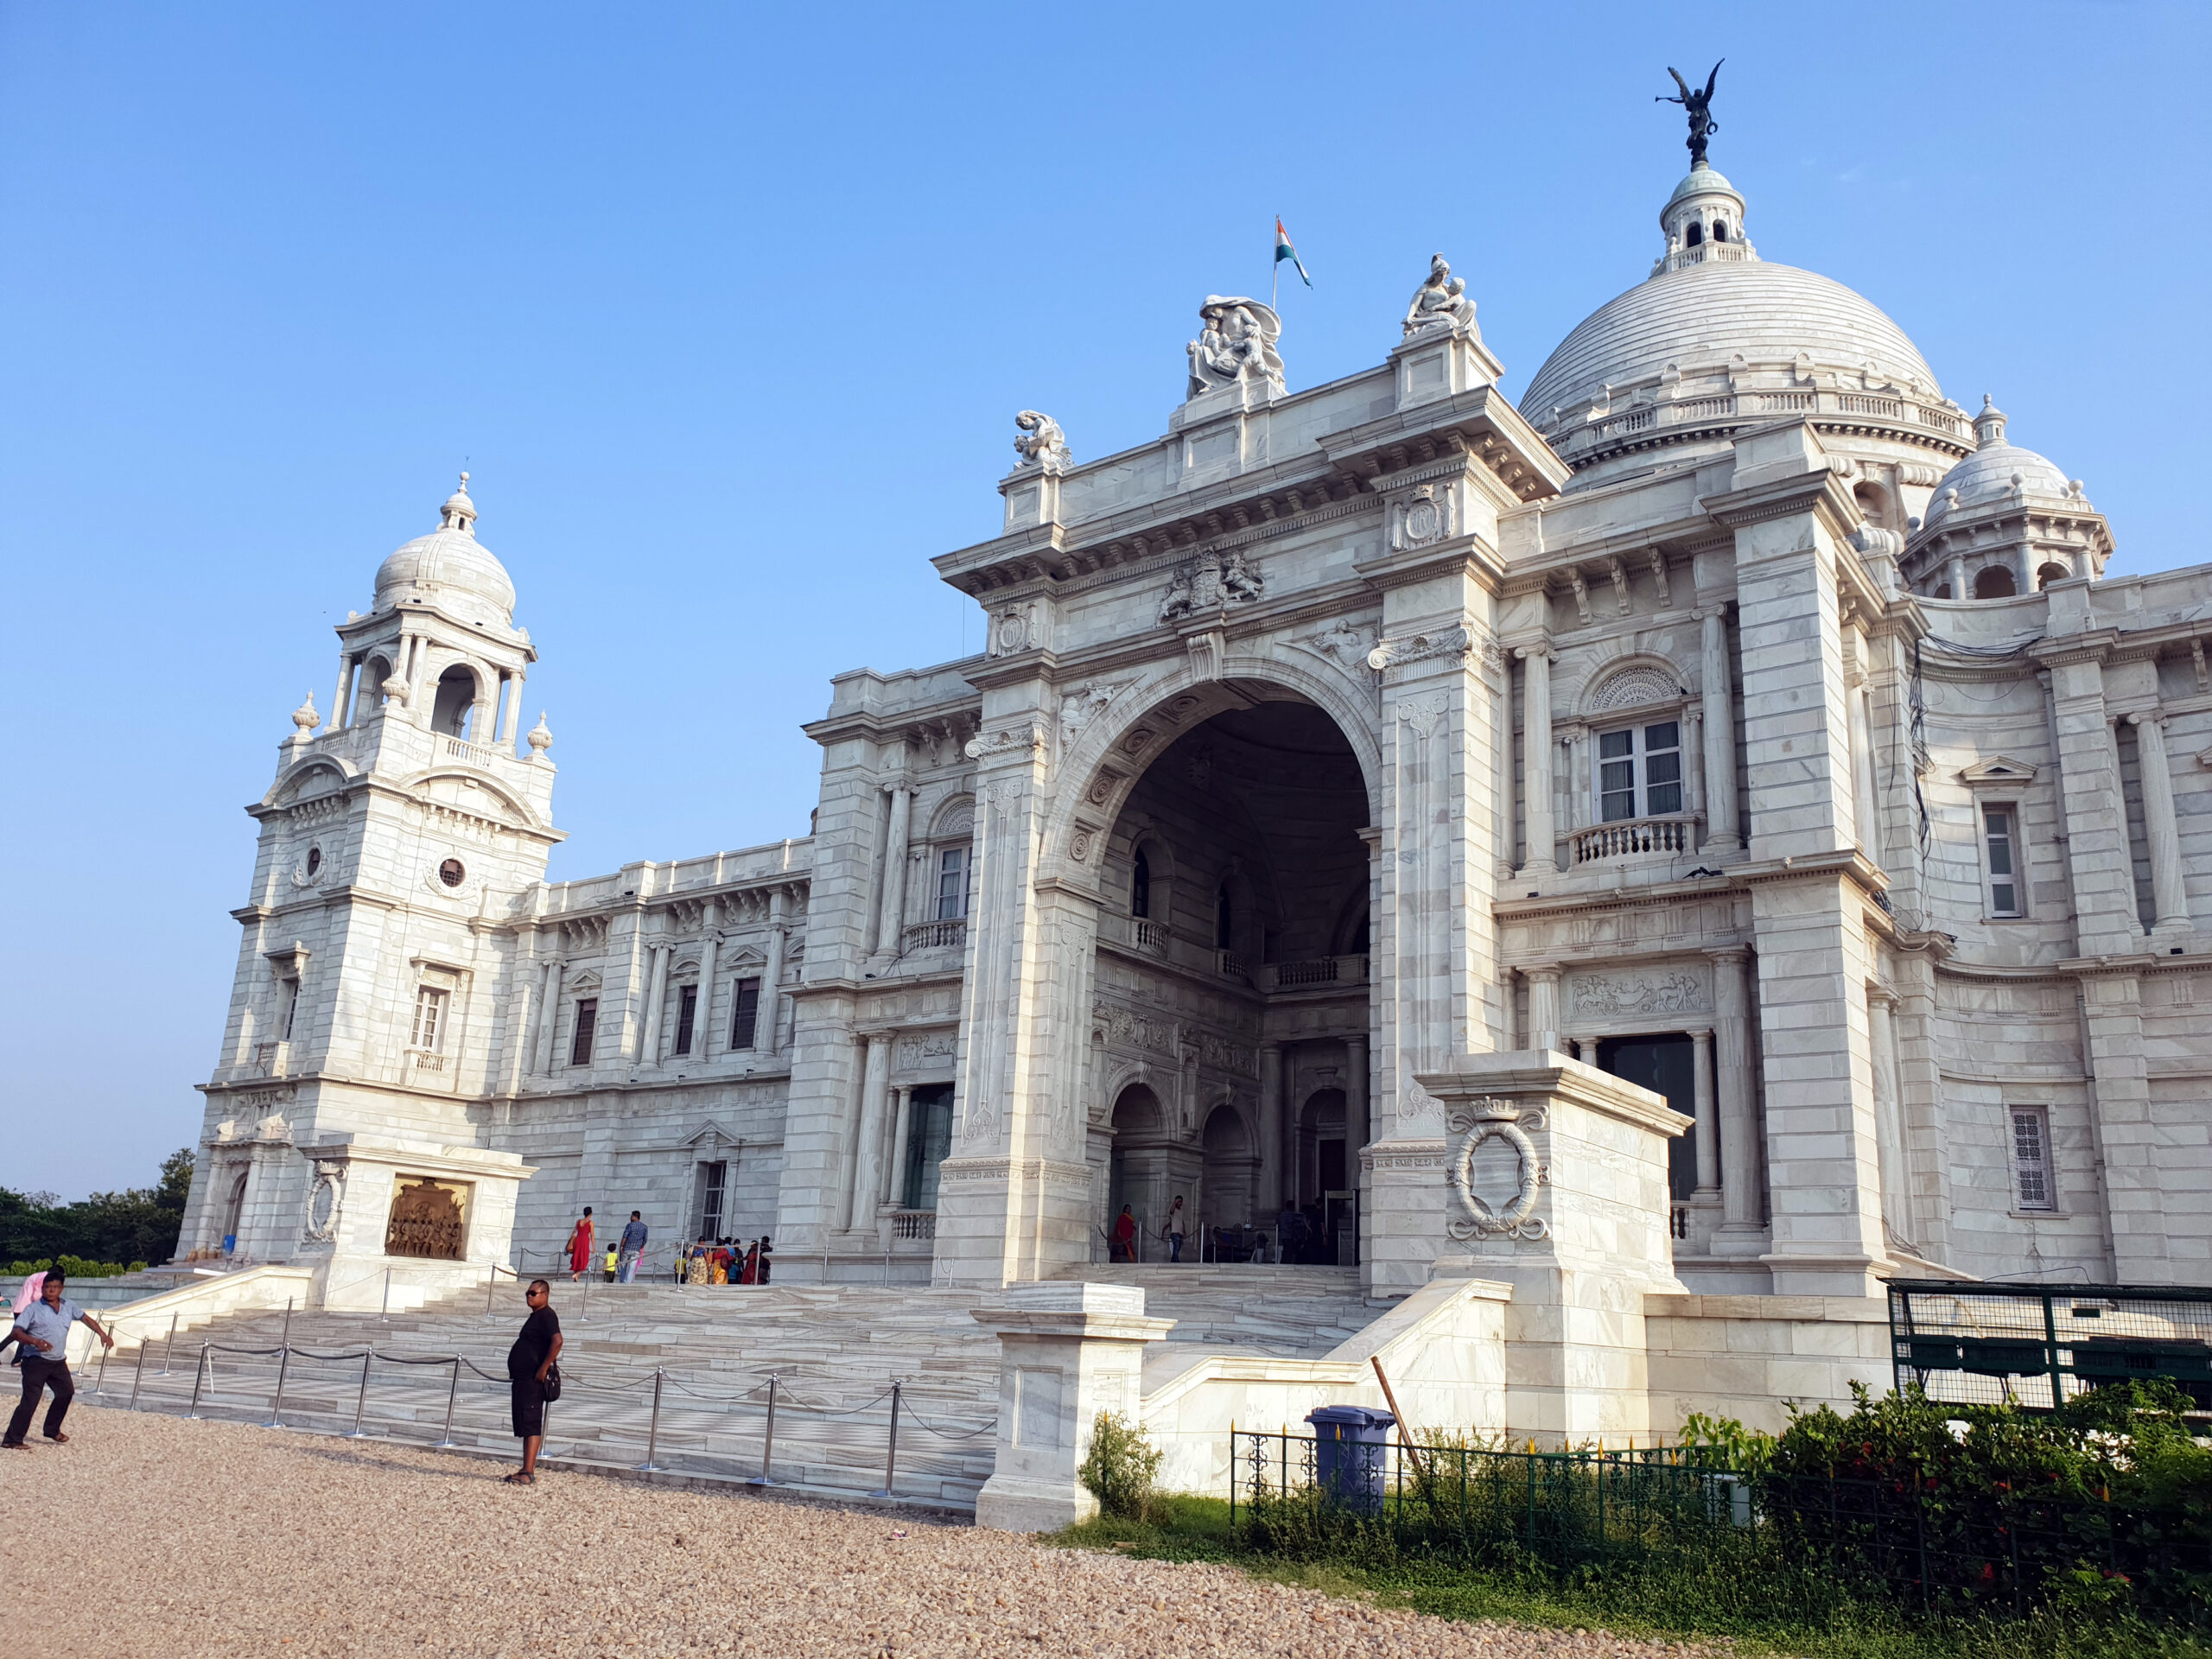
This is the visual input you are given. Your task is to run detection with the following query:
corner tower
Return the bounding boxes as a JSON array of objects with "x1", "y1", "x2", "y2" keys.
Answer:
[{"x1": 178, "y1": 477, "x2": 558, "y2": 1305}]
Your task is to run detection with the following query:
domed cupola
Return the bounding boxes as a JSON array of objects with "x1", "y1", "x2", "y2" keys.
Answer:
[
  {"x1": 1654, "y1": 165, "x2": 1756, "y2": 275},
  {"x1": 1901, "y1": 397, "x2": 2113, "y2": 599},
  {"x1": 1519, "y1": 94, "x2": 1971, "y2": 490},
  {"x1": 372, "y1": 472, "x2": 519, "y2": 632}
]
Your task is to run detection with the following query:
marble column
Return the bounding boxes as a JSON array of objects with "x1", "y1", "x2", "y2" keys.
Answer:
[
  {"x1": 1517, "y1": 646, "x2": 1557, "y2": 876},
  {"x1": 1257, "y1": 1043, "x2": 1283, "y2": 1212},
  {"x1": 329, "y1": 652, "x2": 353, "y2": 734},
  {"x1": 1711, "y1": 948, "x2": 1761, "y2": 1237},
  {"x1": 1345, "y1": 1033, "x2": 1370, "y2": 1157},
  {"x1": 845, "y1": 1033, "x2": 892, "y2": 1230},
  {"x1": 887, "y1": 1084, "x2": 915, "y2": 1213},
  {"x1": 762, "y1": 890, "x2": 789, "y2": 1056},
  {"x1": 537, "y1": 959, "x2": 564, "y2": 1075},
  {"x1": 1525, "y1": 966, "x2": 1562, "y2": 1052},
  {"x1": 499, "y1": 671, "x2": 524, "y2": 749},
  {"x1": 639, "y1": 943, "x2": 671, "y2": 1065},
  {"x1": 1867, "y1": 986, "x2": 1910, "y2": 1246},
  {"x1": 1496, "y1": 671, "x2": 1516, "y2": 876},
  {"x1": 874, "y1": 783, "x2": 913, "y2": 957},
  {"x1": 1699, "y1": 607, "x2": 1741, "y2": 852},
  {"x1": 693, "y1": 900, "x2": 721, "y2": 1062},
  {"x1": 1948, "y1": 555, "x2": 1968, "y2": 599},
  {"x1": 1690, "y1": 1027, "x2": 1719, "y2": 1198},
  {"x1": 2130, "y1": 712, "x2": 2192, "y2": 936}
]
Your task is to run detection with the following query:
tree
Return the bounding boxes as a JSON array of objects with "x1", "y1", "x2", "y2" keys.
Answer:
[{"x1": 1, "y1": 1148, "x2": 194, "y2": 1269}]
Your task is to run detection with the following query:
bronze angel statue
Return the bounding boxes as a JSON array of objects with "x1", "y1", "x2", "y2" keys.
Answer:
[{"x1": 1657, "y1": 60, "x2": 1722, "y2": 169}]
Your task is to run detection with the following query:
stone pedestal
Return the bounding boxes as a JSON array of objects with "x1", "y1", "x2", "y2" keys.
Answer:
[
  {"x1": 1415, "y1": 1050, "x2": 1688, "y2": 1447},
  {"x1": 295, "y1": 1135, "x2": 535, "y2": 1312},
  {"x1": 972, "y1": 1282, "x2": 1174, "y2": 1532}
]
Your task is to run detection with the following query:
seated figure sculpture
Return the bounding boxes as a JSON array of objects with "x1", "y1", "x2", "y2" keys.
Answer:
[
  {"x1": 1185, "y1": 296, "x2": 1285, "y2": 397},
  {"x1": 1402, "y1": 253, "x2": 1479, "y2": 338}
]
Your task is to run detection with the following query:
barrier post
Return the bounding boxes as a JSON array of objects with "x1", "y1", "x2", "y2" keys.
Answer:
[
  {"x1": 162, "y1": 1312, "x2": 180, "y2": 1376},
  {"x1": 874, "y1": 1381, "x2": 901, "y2": 1497},
  {"x1": 265, "y1": 1344, "x2": 291, "y2": 1428},
  {"x1": 639, "y1": 1368, "x2": 664, "y2": 1471},
  {"x1": 347, "y1": 1351, "x2": 374, "y2": 1438},
  {"x1": 128, "y1": 1338, "x2": 149, "y2": 1411},
  {"x1": 754, "y1": 1375, "x2": 778, "y2": 1486},
  {"x1": 95, "y1": 1332, "x2": 114, "y2": 1396},
  {"x1": 188, "y1": 1343, "x2": 208, "y2": 1419},
  {"x1": 435, "y1": 1357, "x2": 461, "y2": 1448},
  {"x1": 380, "y1": 1269, "x2": 391, "y2": 1322},
  {"x1": 280, "y1": 1297, "x2": 294, "y2": 1349}
]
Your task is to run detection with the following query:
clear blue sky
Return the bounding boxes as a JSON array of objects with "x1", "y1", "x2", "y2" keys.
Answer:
[{"x1": 3, "y1": 4, "x2": 2205, "y2": 1198}]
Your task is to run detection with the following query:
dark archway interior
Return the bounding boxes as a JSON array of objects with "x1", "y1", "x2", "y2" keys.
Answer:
[{"x1": 1108, "y1": 699, "x2": 1370, "y2": 968}]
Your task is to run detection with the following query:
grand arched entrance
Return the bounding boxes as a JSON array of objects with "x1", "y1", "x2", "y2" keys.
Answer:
[{"x1": 1087, "y1": 693, "x2": 1373, "y2": 1265}]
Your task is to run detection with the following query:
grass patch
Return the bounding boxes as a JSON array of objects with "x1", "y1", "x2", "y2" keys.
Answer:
[{"x1": 1046, "y1": 1497, "x2": 2212, "y2": 1659}]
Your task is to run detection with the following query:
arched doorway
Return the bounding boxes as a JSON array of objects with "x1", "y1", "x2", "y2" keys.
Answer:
[
  {"x1": 1080, "y1": 691, "x2": 1372, "y2": 1271},
  {"x1": 1200, "y1": 1103, "x2": 1255, "y2": 1230}
]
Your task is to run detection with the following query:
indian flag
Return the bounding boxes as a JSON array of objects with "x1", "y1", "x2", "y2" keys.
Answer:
[{"x1": 1274, "y1": 217, "x2": 1312, "y2": 287}]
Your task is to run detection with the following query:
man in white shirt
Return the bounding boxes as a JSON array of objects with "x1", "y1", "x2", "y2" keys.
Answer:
[{"x1": 3, "y1": 1272, "x2": 113, "y2": 1448}]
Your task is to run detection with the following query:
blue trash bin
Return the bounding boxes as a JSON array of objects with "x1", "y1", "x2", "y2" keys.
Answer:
[{"x1": 1306, "y1": 1404, "x2": 1395, "y2": 1513}]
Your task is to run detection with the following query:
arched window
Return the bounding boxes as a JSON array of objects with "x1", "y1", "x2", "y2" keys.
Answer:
[
  {"x1": 1131, "y1": 848, "x2": 1150, "y2": 918},
  {"x1": 1713, "y1": 219, "x2": 1728, "y2": 242},
  {"x1": 1684, "y1": 221, "x2": 1703, "y2": 248},
  {"x1": 1973, "y1": 565, "x2": 2018, "y2": 600},
  {"x1": 1215, "y1": 882, "x2": 1232, "y2": 950},
  {"x1": 2037, "y1": 561, "x2": 2073, "y2": 590},
  {"x1": 1933, "y1": 583, "x2": 1953, "y2": 600},
  {"x1": 430, "y1": 664, "x2": 479, "y2": 737}
]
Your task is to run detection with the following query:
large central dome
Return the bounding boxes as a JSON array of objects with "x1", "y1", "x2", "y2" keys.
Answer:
[
  {"x1": 1518, "y1": 163, "x2": 1958, "y2": 480},
  {"x1": 1522, "y1": 258, "x2": 1937, "y2": 424}
]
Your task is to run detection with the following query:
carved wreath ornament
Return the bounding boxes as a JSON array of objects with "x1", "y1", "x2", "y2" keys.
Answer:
[{"x1": 1446, "y1": 1098, "x2": 1549, "y2": 1242}]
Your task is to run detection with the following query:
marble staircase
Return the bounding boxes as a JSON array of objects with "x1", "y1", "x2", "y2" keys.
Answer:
[{"x1": 90, "y1": 1266, "x2": 1392, "y2": 1510}]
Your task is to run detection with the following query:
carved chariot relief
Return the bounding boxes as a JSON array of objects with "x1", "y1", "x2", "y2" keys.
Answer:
[
  {"x1": 1446, "y1": 1098, "x2": 1549, "y2": 1243},
  {"x1": 1567, "y1": 965, "x2": 1712, "y2": 1020}
]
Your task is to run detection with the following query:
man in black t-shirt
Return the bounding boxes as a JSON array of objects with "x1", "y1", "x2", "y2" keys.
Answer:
[{"x1": 505, "y1": 1280, "x2": 563, "y2": 1485}]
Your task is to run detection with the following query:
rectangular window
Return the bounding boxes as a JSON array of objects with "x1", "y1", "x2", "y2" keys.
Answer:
[
  {"x1": 728, "y1": 977, "x2": 761, "y2": 1051},
  {"x1": 2010, "y1": 1106, "x2": 2056, "y2": 1211},
  {"x1": 674, "y1": 984, "x2": 697, "y2": 1057},
  {"x1": 1595, "y1": 720, "x2": 1682, "y2": 822},
  {"x1": 569, "y1": 997, "x2": 597, "y2": 1067},
  {"x1": 1985, "y1": 806, "x2": 2023, "y2": 917},
  {"x1": 937, "y1": 847, "x2": 969, "y2": 920},
  {"x1": 698, "y1": 1160, "x2": 727, "y2": 1238},
  {"x1": 410, "y1": 986, "x2": 447, "y2": 1052}
]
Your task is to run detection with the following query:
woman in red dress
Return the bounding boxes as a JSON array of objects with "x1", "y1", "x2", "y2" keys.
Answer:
[
  {"x1": 566, "y1": 1207, "x2": 594, "y2": 1282},
  {"x1": 741, "y1": 1240, "x2": 760, "y2": 1285},
  {"x1": 1109, "y1": 1205, "x2": 1137, "y2": 1263}
]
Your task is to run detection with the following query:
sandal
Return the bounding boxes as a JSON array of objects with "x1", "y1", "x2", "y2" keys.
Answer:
[
  {"x1": 45, "y1": 1433, "x2": 68, "y2": 1444},
  {"x1": 503, "y1": 1470, "x2": 536, "y2": 1485}
]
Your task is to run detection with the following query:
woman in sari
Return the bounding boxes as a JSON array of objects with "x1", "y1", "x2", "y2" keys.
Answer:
[
  {"x1": 1109, "y1": 1205, "x2": 1137, "y2": 1263},
  {"x1": 741, "y1": 1241, "x2": 760, "y2": 1285}
]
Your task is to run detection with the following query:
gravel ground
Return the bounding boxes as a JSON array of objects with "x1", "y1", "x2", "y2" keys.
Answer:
[{"x1": 9, "y1": 1406, "x2": 1716, "y2": 1658}]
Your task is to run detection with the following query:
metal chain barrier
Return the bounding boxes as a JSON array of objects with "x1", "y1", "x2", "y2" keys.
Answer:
[{"x1": 85, "y1": 1330, "x2": 997, "y2": 1502}]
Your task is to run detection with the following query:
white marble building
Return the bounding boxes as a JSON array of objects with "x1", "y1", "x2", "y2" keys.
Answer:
[{"x1": 181, "y1": 143, "x2": 2210, "y2": 1313}]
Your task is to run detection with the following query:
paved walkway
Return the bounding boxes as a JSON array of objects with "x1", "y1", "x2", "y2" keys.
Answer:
[{"x1": 7, "y1": 1409, "x2": 1710, "y2": 1657}]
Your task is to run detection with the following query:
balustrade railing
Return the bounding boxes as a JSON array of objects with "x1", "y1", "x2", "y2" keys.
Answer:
[
  {"x1": 1569, "y1": 814, "x2": 1699, "y2": 865},
  {"x1": 1267, "y1": 955, "x2": 1371, "y2": 990},
  {"x1": 441, "y1": 735, "x2": 499, "y2": 768},
  {"x1": 901, "y1": 918, "x2": 966, "y2": 953},
  {"x1": 1216, "y1": 949, "x2": 1248, "y2": 979},
  {"x1": 888, "y1": 1211, "x2": 936, "y2": 1242},
  {"x1": 1131, "y1": 918, "x2": 1171, "y2": 954},
  {"x1": 1572, "y1": 389, "x2": 1967, "y2": 450}
]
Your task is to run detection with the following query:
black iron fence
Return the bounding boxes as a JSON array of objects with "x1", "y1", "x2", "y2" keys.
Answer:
[{"x1": 1228, "y1": 1427, "x2": 2212, "y2": 1626}]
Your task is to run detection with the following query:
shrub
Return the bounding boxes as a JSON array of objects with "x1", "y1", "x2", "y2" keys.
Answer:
[
  {"x1": 1080, "y1": 1410, "x2": 1165, "y2": 1522},
  {"x1": 6, "y1": 1256, "x2": 144, "y2": 1278}
]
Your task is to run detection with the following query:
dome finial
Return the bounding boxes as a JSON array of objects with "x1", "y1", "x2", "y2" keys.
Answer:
[
  {"x1": 1656, "y1": 60, "x2": 1723, "y2": 170},
  {"x1": 440, "y1": 471, "x2": 479, "y2": 537},
  {"x1": 1974, "y1": 395, "x2": 2008, "y2": 448}
]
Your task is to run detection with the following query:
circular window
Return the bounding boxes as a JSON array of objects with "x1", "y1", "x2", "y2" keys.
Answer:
[
  {"x1": 438, "y1": 858, "x2": 466, "y2": 888},
  {"x1": 306, "y1": 846, "x2": 322, "y2": 878}
]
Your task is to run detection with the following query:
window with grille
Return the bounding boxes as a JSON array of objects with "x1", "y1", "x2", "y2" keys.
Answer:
[
  {"x1": 698, "y1": 1160, "x2": 727, "y2": 1238},
  {"x1": 2010, "y1": 1106, "x2": 2056, "y2": 1211},
  {"x1": 728, "y1": 977, "x2": 761, "y2": 1050},
  {"x1": 1984, "y1": 807, "x2": 2023, "y2": 917},
  {"x1": 674, "y1": 984, "x2": 697, "y2": 1057},
  {"x1": 410, "y1": 987, "x2": 447, "y2": 1052},
  {"x1": 1596, "y1": 721, "x2": 1683, "y2": 821},
  {"x1": 936, "y1": 847, "x2": 969, "y2": 920},
  {"x1": 569, "y1": 997, "x2": 597, "y2": 1066}
]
